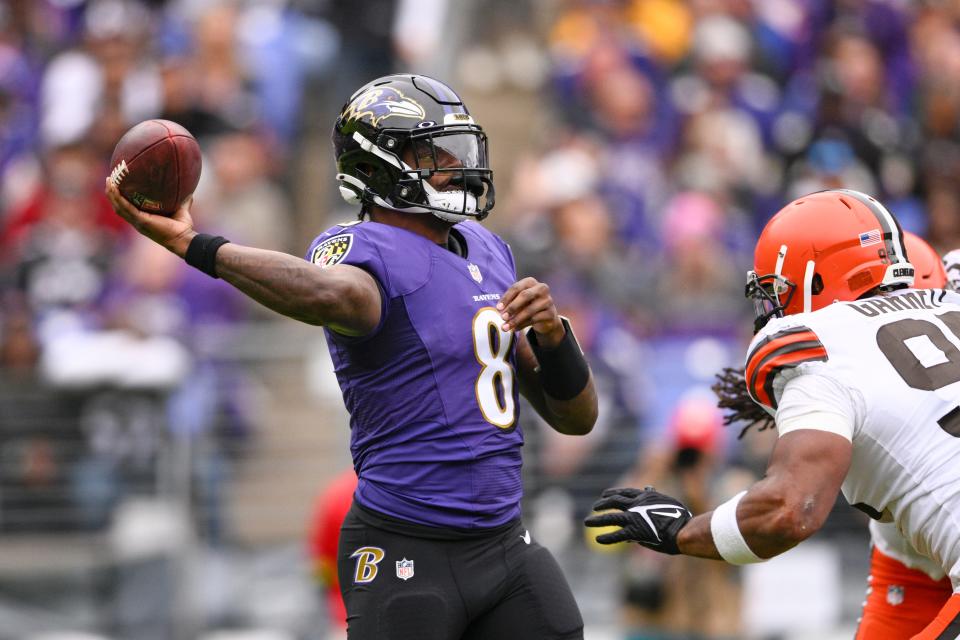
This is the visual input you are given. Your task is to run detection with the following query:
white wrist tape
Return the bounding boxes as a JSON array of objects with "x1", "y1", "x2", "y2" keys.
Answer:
[{"x1": 710, "y1": 490, "x2": 764, "y2": 565}]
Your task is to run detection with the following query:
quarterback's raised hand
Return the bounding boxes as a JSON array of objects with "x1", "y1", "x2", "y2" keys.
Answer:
[
  {"x1": 105, "y1": 178, "x2": 197, "y2": 257},
  {"x1": 584, "y1": 487, "x2": 693, "y2": 553}
]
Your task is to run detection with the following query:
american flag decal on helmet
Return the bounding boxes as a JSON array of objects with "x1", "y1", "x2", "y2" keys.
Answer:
[
  {"x1": 745, "y1": 325, "x2": 828, "y2": 409},
  {"x1": 859, "y1": 229, "x2": 882, "y2": 247}
]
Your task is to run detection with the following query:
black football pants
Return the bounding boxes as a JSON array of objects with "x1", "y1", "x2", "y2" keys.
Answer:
[{"x1": 337, "y1": 503, "x2": 584, "y2": 640}]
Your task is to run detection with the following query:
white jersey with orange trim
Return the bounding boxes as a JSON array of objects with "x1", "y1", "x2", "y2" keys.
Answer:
[
  {"x1": 745, "y1": 288, "x2": 960, "y2": 591},
  {"x1": 870, "y1": 520, "x2": 946, "y2": 582}
]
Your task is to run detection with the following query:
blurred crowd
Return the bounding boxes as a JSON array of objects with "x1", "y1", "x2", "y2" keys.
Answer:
[
  {"x1": 506, "y1": 1, "x2": 960, "y2": 636},
  {"x1": 2, "y1": 0, "x2": 960, "y2": 638},
  {"x1": 0, "y1": 0, "x2": 310, "y2": 542}
]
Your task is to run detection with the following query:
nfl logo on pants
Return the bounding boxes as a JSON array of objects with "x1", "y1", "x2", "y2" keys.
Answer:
[
  {"x1": 396, "y1": 558, "x2": 414, "y2": 581},
  {"x1": 886, "y1": 585, "x2": 904, "y2": 606}
]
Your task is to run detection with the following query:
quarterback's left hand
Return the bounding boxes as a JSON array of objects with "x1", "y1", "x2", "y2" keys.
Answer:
[
  {"x1": 498, "y1": 277, "x2": 564, "y2": 346},
  {"x1": 584, "y1": 487, "x2": 693, "y2": 554}
]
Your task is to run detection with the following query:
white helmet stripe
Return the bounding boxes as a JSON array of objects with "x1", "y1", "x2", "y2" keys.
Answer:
[
  {"x1": 872, "y1": 197, "x2": 907, "y2": 262},
  {"x1": 353, "y1": 132, "x2": 405, "y2": 170},
  {"x1": 803, "y1": 260, "x2": 816, "y2": 313},
  {"x1": 835, "y1": 189, "x2": 917, "y2": 290},
  {"x1": 836, "y1": 189, "x2": 907, "y2": 262},
  {"x1": 774, "y1": 244, "x2": 788, "y2": 279}
]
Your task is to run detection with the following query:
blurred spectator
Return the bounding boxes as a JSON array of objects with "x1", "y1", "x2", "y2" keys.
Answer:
[
  {"x1": 323, "y1": 0, "x2": 399, "y2": 98},
  {"x1": 0, "y1": 141, "x2": 127, "y2": 339},
  {"x1": 189, "y1": 4, "x2": 257, "y2": 134},
  {"x1": 785, "y1": 136, "x2": 877, "y2": 199},
  {"x1": 926, "y1": 179, "x2": 960, "y2": 254},
  {"x1": 1, "y1": 140, "x2": 123, "y2": 245},
  {"x1": 0, "y1": 302, "x2": 83, "y2": 533},
  {"x1": 40, "y1": 0, "x2": 160, "y2": 148},
  {"x1": 0, "y1": 32, "x2": 41, "y2": 209},
  {"x1": 646, "y1": 192, "x2": 747, "y2": 332},
  {"x1": 0, "y1": 302, "x2": 39, "y2": 374},
  {"x1": 103, "y1": 238, "x2": 256, "y2": 541},
  {"x1": 307, "y1": 468, "x2": 357, "y2": 636},
  {"x1": 199, "y1": 128, "x2": 293, "y2": 253},
  {"x1": 157, "y1": 54, "x2": 233, "y2": 143}
]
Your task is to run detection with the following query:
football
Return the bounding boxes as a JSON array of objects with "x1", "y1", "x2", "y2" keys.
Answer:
[{"x1": 109, "y1": 119, "x2": 202, "y2": 216}]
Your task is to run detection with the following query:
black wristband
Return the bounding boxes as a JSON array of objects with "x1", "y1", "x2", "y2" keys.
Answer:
[
  {"x1": 185, "y1": 233, "x2": 230, "y2": 278},
  {"x1": 526, "y1": 317, "x2": 590, "y2": 401}
]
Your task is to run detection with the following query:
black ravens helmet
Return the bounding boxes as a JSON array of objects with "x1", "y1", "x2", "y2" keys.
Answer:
[{"x1": 332, "y1": 74, "x2": 495, "y2": 222}]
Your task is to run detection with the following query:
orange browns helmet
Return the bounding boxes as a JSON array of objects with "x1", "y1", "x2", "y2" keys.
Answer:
[
  {"x1": 747, "y1": 189, "x2": 915, "y2": 332},
  {"x1": 903, "y1": 231, "x2": 948, "y2": 289}
]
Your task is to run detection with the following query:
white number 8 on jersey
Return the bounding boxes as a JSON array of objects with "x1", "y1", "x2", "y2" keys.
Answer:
[{"x1": 472, "y1": 307, "x2": 516, "y2": 428}]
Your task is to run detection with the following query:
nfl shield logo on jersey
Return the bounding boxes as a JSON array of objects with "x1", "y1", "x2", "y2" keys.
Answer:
[
  {"x1": 886, "y1": 585, "x2": 904, "y2": 606},
  {"x1": 467, "y1": 263, "x2": 483, "y2": 283},
  {"x1": 396, "y1": 558, "x2": 414, "y2": 581}
]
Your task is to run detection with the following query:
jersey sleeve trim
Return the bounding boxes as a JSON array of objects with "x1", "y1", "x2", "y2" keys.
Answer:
[
  {"x1": 745, "y1": 325, "x2": 828, "y2": 409},
  {"x1": 777, "y1": 409, "x2": 853, "y2": 441}
]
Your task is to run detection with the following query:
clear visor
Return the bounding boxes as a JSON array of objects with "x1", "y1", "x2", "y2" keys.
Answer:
[
  {"x1": 409, "y1": 131, "x2": 485, "y2": 171},
  {"x1": 391, "y1": 126, "x2": 495, "y2": 219}
]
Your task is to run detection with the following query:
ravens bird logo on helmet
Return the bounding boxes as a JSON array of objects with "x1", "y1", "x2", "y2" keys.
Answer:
[
  {"x1": 340, "y1": 87, "x2": 426, "y2": 128},
  {"x1": 332, "y1": 74, "x2": 495, "y2": 223}
]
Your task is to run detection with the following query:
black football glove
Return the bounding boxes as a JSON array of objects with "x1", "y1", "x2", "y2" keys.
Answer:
[{"x1": 584, "y1": 486, "x2": 692, "y2": 554}]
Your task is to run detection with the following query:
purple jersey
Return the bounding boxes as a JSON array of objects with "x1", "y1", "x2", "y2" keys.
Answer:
[{"x1": 306, "y1": 220, "x2": 523, "y2": 529}]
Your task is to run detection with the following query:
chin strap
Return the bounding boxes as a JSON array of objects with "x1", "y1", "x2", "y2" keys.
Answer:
[{"x1": 337, "y1": 173, "x2": 365, "y2": 205}]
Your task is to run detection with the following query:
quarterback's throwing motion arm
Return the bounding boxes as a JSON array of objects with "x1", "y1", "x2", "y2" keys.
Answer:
[
  {"x1": 587, "y1": 429, "x2": 850, "y2": 560},
  {"x1": 106, "y1": 180, "x2": 383, "y2": 336},
  {"x1": 107, "y1": 180, "x2": 598, "y2": 438}
]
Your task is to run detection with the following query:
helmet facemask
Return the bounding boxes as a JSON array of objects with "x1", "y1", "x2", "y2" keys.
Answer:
[
  {"x1": 746, "y1": 271, "x2": 796, "y2": 333},
  {"x1": 332, "y1": 74, "x2": 497, "y2": 223},
  {"x1": 394, "y1": 126, "x2": 494, "y2": 221},
  {"x1": 337, "y1": 125, "x2": 494, "y2": 223}
]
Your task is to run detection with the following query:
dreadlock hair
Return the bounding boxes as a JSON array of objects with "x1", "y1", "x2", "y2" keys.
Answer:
[{"x1": 712, "y1": 367, "x2": 776, "y2": 439}]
